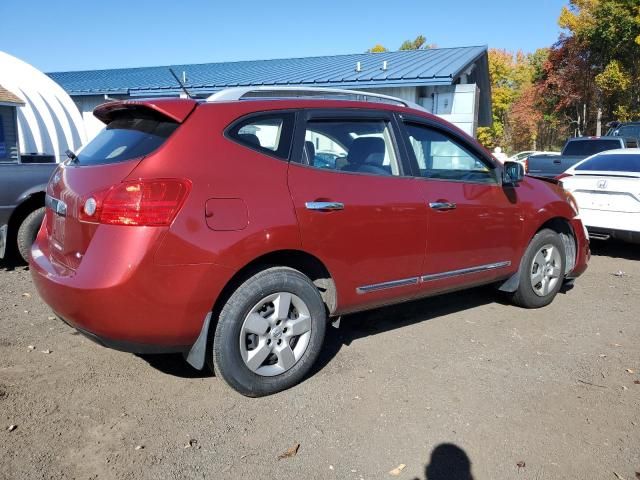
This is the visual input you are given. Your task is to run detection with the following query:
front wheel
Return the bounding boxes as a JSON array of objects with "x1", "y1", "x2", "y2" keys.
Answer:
[
  {"x1": 510, "y1": 229, "x2": 566, "y2": 309},
  {"x1": 212, "y1": 267, "x2": 327, "y2": 397}
]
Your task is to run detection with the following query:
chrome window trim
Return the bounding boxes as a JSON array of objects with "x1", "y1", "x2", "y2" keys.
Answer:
[
  {"x1": 356, "y1": 261, "x2": 512, "y2": 294},
  {"x1": 421, "y1": 261, "x2": 511, "y2": 282}
]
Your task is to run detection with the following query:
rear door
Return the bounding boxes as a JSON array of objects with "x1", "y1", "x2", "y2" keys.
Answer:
[
  {"x1": 287, "y1": 109, "x2": 427, "y2": 312},
  {"x1": 397, "y1": 117, "x2": 521, "y2": 294}
]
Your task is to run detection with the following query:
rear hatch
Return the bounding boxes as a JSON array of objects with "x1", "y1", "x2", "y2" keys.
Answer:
[{"x1": 45, "y1": 101, "x2": 194, "y2": 270}]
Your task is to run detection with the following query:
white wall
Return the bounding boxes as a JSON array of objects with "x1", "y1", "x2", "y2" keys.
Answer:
[
  {"x1": 364, "y1": 84, "x2": 480, "y2": 137},
  {"x1": 73, "y1": 95, "x2": 110, "y2": 140},
  {"x1": 419, "y1": 84, "x2": 480, "y2": 137}
]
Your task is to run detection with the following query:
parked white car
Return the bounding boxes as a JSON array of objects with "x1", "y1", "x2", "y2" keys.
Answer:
[{"x1": 559, "y1": 149, "x2": 640, "y2": 243}]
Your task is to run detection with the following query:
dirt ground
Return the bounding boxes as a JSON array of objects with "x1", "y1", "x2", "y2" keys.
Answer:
[{"x1": 1, "y1": 241, "x2": 639, "y2": 480}]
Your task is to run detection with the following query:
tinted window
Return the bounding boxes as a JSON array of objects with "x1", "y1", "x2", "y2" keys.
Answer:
[
  {"x1": 228, "y1": 112, "x2": 295, "y2": 160},
  {"x1": 404, "y1": 123, "x2": 495, "y2": 183},
  {"x1": 563, "y1": 139, "x2": 622, "y2": 156},
  {"x1": 612, "y1": 125, "x2": 640, "y2": 138},
  {"x1": 576, "y1": 153, "x2": 640, "y2": 173},
  {"x1": 303, "y1": 120, "x2": 400, "y2": 176},
  {"x1": 74, "y1": 113, "x2": 178, "y2": 166}
]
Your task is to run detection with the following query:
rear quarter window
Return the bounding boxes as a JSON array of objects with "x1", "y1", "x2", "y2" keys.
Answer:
[
  {"x1": 226, "y1": 112, "x2": 295, "y2": 160},
  {"x1": 74, "y1": 112, "x2": 178, "y2": 166}
]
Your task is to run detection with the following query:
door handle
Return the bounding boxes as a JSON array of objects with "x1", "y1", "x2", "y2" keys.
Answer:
[
  {"x1": 553, "y1": 159, "x2": 561, "y2": 164},
  {"x1": 429, "y1": 201, "x2": 457, "y2": 211},
  {"x1": 305, "y1": 201, "x2": 345, "y2": 211}
]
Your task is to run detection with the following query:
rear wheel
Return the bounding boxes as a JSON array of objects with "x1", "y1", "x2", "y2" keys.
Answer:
[
  {"x1": 212, "y1": 267, "x2": 326, "y2": 397},
  {"x1": 510, "y1": 229, "x2": 566, "y2": 308},
  {"x1": 17, "y1": 207, "x2": 45, "y2": 263}
]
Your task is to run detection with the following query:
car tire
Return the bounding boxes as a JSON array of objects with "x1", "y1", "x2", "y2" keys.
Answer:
[
  {"x1": 212, "y1": 267, "x2": 327, "y2": 397},
  {"x1": 17, "y1": 207, "x2": 45, "y2": 263},
  {"x1": 510, "y1": 228, "x2": 566, "y2": 309}
]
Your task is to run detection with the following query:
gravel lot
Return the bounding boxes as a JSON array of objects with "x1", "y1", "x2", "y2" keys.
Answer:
[{"x1": 1, "y1": 241, "x2": 639, "y2": 480}]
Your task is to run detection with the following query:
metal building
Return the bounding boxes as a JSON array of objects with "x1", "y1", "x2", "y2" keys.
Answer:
[
  {"x1": 0, "y1": 51, "x2": 86, "y2": 163},
  {"x1": 48, "y1": 46, "x2": 491, "y2": 139}
]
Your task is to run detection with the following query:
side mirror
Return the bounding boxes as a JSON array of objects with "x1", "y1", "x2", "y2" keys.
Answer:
[{"x1": 503, "y1": 161, "x2": 525, "y2": 185}]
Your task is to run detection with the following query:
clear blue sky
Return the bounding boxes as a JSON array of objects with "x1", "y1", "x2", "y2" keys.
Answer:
[{"x1": 1, "y1": 0, "x2": 568, "y2": 72}]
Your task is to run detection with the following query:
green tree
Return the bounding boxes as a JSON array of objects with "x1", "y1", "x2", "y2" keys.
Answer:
[{"x1": 399, "y1": 35, "x2": 428, "y2": 50}]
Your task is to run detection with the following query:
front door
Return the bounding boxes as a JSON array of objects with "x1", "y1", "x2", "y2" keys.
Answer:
[
  {"x1": 287, "y1": 110, "x2": 427, "y2": 312},
  {"x1": 398, "y1": 119, "x2": 522, "y2": 294}
]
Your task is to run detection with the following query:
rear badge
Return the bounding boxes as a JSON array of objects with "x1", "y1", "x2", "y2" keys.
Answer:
[
  {"x1": 597, "y1": 179, "x2": 608, "y2": 189},
  {"x1": 46, "y1": 195, "x2": 67, "y2": 217}
]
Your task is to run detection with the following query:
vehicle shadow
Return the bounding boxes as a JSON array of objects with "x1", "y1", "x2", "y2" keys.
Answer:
[
  {"x1": 0, "y1": 256, "x2": 27, "y2": 272},
  {"x1": 137, "y1": 352, "x2": 213, "y2": 378},
  {"x1": 589, "y1": 239, "x2": 640, "y2": 261},
  {"x1": 141, "y1": 285, "x2": 496, "y2": 380},
  {"x1": 311, "y1": 286, "x2": 495, "y2": 376},
  {"x1": 412, "y1": 443, "x2": 475, "y2": 480}
]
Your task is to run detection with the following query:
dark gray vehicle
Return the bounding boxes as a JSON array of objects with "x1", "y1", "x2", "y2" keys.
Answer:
[
  {"x1": 0, "y1": 158, "x2": 57, "y2": 262},
  {"x1": 528, "y1": 137, "x2": 628, "y2": 178}
]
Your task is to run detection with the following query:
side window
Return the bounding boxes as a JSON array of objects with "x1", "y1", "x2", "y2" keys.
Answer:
[
  {"x1": 404, "y1": 122, "x2": 496, "y2": 183},
  {"x1": 227, "y1": 112, "x2": 295, "y2": 160},
  {"x1": 303, "y1": 119, "x2": 400, "y2": 176}
]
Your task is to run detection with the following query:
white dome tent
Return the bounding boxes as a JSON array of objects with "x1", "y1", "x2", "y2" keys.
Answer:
[{"x1": 0, "y1": 51, "x2": 86, "y2": 162}]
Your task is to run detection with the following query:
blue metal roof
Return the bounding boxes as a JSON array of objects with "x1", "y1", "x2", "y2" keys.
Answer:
[{"x1": 47, "y1": 46, "x2": 488, "y2": 97}]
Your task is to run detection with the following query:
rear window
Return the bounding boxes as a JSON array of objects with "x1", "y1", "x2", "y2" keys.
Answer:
[
  {"x1": 563, "y1": 139, "x2": 622, "y2": 156},
  {"x1": 74, "y1": 112, "x2": 178, "y2": 165},
  {"x1": 576, "y1": 153, "x2": 640, "y2": 173}
]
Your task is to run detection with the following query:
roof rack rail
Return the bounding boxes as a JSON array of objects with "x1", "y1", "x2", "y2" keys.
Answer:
[{"x1": 205, "y1": 86, "x2": 425, "y2": 111}]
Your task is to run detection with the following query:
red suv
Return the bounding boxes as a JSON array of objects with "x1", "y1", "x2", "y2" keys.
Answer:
[{"x1": 31, "y1": 88, "x2": 589, "y2": 396}]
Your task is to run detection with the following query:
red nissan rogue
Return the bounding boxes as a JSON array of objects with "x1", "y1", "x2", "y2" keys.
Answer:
[{"x1": 31, "y1": 88, "x2": 589, "y2": 396}]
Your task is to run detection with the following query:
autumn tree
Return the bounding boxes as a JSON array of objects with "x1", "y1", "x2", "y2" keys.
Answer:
[
  {"x1": 545, "y1": 0, "x2": 640, "y2": 132},
  {"x1": 367, "y1": 44, "x2": 388, "y2": 53}
]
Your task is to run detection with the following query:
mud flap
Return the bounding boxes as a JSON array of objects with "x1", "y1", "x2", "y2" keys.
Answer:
[{"x1": 184, "y1": 312, "x2": 212, "y2": 370}]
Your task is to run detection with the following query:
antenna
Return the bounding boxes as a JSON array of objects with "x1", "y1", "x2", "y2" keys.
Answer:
[{"x1": 168, "y1": 68, "x2": 193, "y2": 99}]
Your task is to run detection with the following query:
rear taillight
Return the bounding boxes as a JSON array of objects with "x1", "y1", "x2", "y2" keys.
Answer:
[
  {"x1": 523, "y1": 157, "x2": 529, "y2": 173},
  {"x1": 79, "y1": 179, "x2": 191, "y2": 226}
]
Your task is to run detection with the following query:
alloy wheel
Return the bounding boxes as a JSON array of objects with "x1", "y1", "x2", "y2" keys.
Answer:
[
  {"x1": 530, "y1": 243, "x2": 562, "y2": 297},
  {"x1": 239, "y1": 292, "x2": 312, "y2": 376}
]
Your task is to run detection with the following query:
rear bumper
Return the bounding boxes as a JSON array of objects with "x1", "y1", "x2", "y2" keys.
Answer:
[
  {"x1": 30, "y1": 224, "x2": 233, "y2": 350},
  {"x1": 580, "y1": 208, "x2": 640, "y2": 235},
  {"x1": 58, "y1": 314, "x2": 188, "y2": 354}
]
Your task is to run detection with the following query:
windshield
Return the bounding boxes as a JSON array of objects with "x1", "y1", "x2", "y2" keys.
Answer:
[
  {"x1": 74, "y1": 113, "x2": 178, "y2": 166},
  {"x1": 563, "y1": 139, "x2": 622, "y2": 156},
  {"x1": 576, "y1": 153, "x2": 640, "y2": 173}
]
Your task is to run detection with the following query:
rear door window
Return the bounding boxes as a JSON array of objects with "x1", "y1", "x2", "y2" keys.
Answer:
[
  {"x1": 301, "y1": 119, "x2": 401, "y2": 176},
  {"x1": 74, "y1": 113, "x2": 178, "y2": 166}
]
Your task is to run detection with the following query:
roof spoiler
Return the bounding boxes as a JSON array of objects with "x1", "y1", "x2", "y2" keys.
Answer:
[{"x1": 94, "y1": 99, "x2": 197, "y2": 124}]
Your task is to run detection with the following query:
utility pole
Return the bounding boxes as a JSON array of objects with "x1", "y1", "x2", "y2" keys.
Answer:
[{"x1": 596, "y1": 108, "x2": 602, "y2": 136}]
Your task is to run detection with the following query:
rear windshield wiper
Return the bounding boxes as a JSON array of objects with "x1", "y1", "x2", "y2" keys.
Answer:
[{"x1": 65, "y1": 149, "x2": 79, "y2": 164}]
